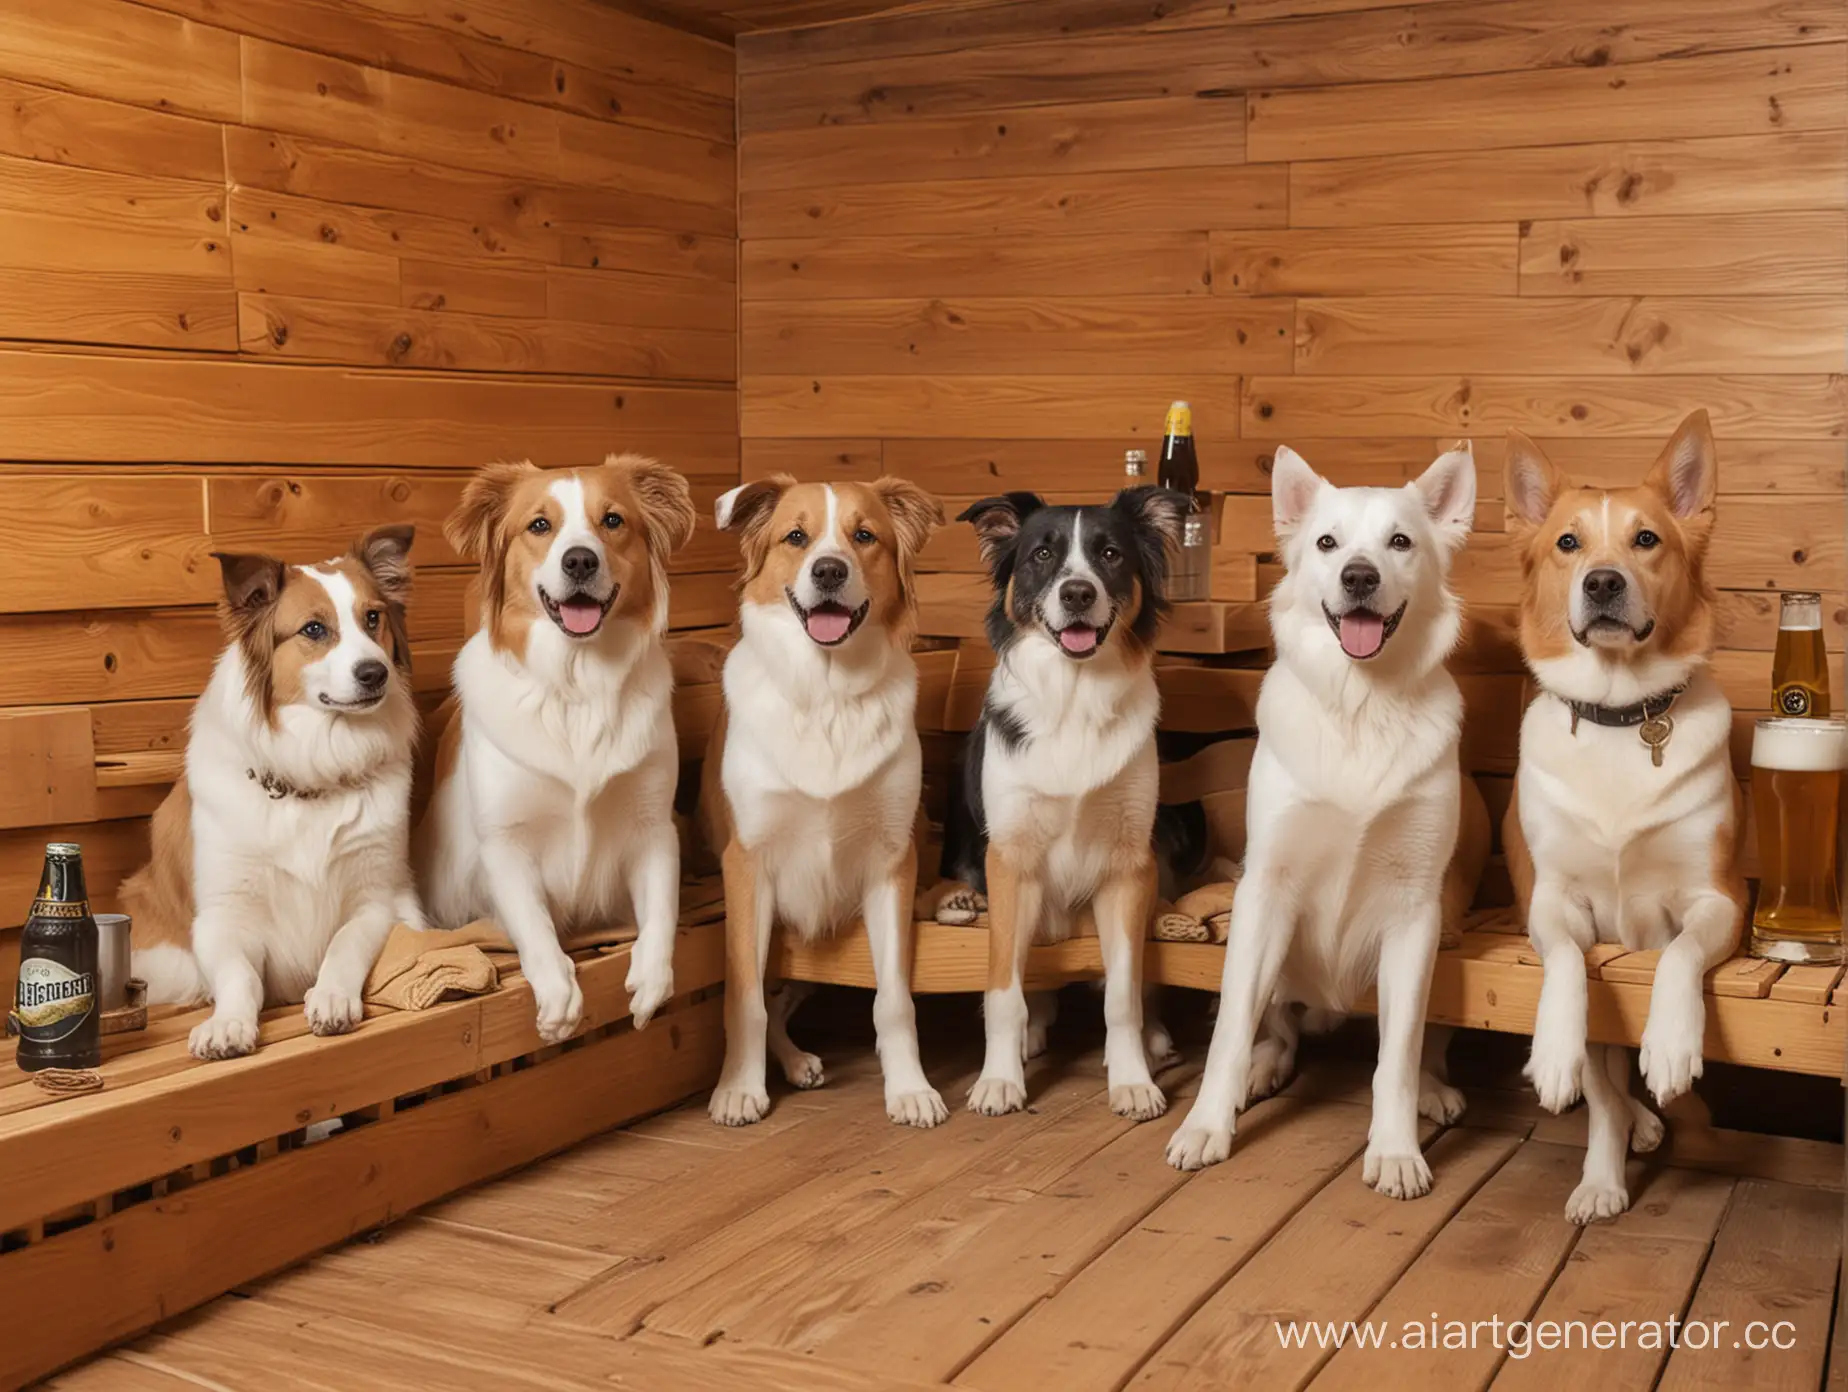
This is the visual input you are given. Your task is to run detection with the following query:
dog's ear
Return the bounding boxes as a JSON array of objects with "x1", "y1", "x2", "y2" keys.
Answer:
[
  {"x1": 716, "y1": 473, "x2": 794, "y2": 586},
  {"x1": 214, "y1": 552, "x2": 285, "y2": 625},
  {"x1": 871, "y1": 476, "x2": 945, "y2": 558},
  {"x1": 1413, "y1": 443, "x2": 1477, "y2": 549},
  {"x1": 610, "y1": 454, "x2": 697, "y2": 556},
  {"x1": 1111, "y1": 485, "x2": 1188, "y2": 547},
  {"x1": 715, "y1": 474, "x2": 792, "y2": 535},
  {"x1": 957, "y1": 492, "x2": 1043, "y2": 571},
  {"x1": 1503, "y1": 432, "x2": 1563, "y2": 528},
  {"x1": 353, "y1": 525, "x2": 415, "y2": 672},
  {"x1": 1269, "y1": 445, "x2": 1326, "y2": 537},
  {"x1": 447, "y1": 460, "x2": 538, "y2": 562},
  {"x1": 1643, "y1": 409, "x2": 1718, "y2": 521},
  {"x1": 353, "y1": 525, "x2": 415, "y2": 604}
]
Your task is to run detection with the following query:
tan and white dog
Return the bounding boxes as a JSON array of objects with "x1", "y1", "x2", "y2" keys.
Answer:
[
  {"x1": 416, "y1": 455, "x2": 697, "y2": 1044},
  {"x1": 702, "y1": 475, "x2": 948, "y2": 1128},
  {"x1": 126, "y1": 528, "x2": 422, "y2": 1059},
  {"x1": 1503, "y1": 411, "x2": 1744, "y2": 1223}
]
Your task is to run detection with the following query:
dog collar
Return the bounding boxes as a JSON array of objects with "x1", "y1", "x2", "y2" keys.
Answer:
[
  {"x1": 1558, "y1": 686, "x2": 1686, "y2": 769},
  {"x1": 246, "y1": 767, "x2": 375, "y2": 801},
  {"x1": 1560, "y1": 685, "x2": 1686, "y2": 732}
]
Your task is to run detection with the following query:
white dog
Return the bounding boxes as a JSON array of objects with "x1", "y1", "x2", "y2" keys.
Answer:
[
  {"x1": 1168, "y1": 445, "x2": 1486, "y2": 1198},
  {"x1": 416, "y1": 455, "x2": 696, "y2": 1043}
]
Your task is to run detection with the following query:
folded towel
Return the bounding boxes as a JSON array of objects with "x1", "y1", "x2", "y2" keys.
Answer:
[{"x1": 362, "y1": 920, "x2": 640, "y2": 1011}]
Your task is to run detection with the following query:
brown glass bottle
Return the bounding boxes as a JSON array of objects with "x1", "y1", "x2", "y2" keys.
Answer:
[
  {"x1": 13, "y1": 842, "x2": 101, "y2": 1072},
  {"x1": 1159, "y1": 401, "x2": 1201, "y2": 499}
]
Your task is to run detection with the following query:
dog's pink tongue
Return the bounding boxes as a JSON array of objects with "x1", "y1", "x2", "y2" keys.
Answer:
[
  {"x1": 806, "y1": 607, "x2": 852, "y2": 644},
  {"x1": 558, "y1": 598, "x2": 603, "y2": 635},
  {"x1": 1059, "y1": 625, "x2": 1099, "y2": 655},
  {"x1": 1339, "y1": 611, "x2": 1385, "y2": 659}
]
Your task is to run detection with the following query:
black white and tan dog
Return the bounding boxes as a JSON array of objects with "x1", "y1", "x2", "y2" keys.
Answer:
[
  {"x1": 942, "y1": 486, "x2": 1188, "y2": 1119},
  {"x1": 701, "y1": 475, "x2": 949, "y2": 1128}
]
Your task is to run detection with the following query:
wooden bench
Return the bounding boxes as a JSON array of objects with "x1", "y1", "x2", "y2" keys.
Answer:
[{"x1": 0, "y1": 910, "x2": 729, "y2": 1389}]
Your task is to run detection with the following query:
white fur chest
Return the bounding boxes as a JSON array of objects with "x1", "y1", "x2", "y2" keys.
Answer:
[
  {"x1": 722, "y1": 633, "x2": 922, "y2": 937},
  {"x1": 1515, "y1": 671, "x2": 1737, "y2": 928}
]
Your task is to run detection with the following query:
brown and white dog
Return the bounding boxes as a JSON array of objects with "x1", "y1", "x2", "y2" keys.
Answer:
[
  {"x1": 1504, "y1": 410, "x2": 1746, "y2": 1223},
  {"x1": 701, "y1": 475, "x2": 948, "y2": 1128},
  {"x1": 126, "y1": 528, "x2": 422, "y2": 1059},
  {"x1": 415, "y1": 455, "x2": 697, "y2": 1044}
]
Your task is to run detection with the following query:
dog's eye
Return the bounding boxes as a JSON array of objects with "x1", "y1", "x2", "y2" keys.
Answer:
[
  {"x1": 528, "y1": 517, "x2": 551, "y2": 535},
  {"x1": 301, "y1": 620, "x2": 328, "y2": 642},
  {"x1": 852, "y1": 527, "x2": 875, "y2": 544},
  {"x1": 784, "y1": 528, "x2": 808, "y2": 547},
  {"x1": 364, "y1": 609, "x2": 381, "y2": 634},
  {"x1": 1556, "y1": 534, "x2": 1580, "y2": 553},
  {"x1": 1099, "y1": 545, "x2": 1121, "y2": 563},
  {"x1": 1389, "y1": 533, "x2": 1413, "y2": 552},
  {"x1": 603, "y1": 511, "x2": 623, "y2": 531},
  {"x1": 1634, "y1": 529, "x2": 1660, "y2": 549},
  {"x1": 1033, "y1": 545, "x2": 1053, "y2": 563},
  {"x1": 1315, "y1": 534, "x2": 1337, "y2": 552}
]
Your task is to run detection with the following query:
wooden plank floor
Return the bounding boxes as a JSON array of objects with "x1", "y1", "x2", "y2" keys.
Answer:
[{"x1": 42, "y1": 1002, "x2": 1845, "y2": 1392}]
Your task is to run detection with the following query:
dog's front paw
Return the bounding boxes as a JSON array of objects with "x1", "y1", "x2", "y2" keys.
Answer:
[
  {"x1": 1166, "y1": 1120, "x2": 1233, "y2": 1171},
  {"x1": 1110, "y1": 1082, "x2": 1167, "y2": 1121},
  {"x1": 303, "y1": 984, "x2": 363, "y2": 1037},
  {"x1": 967, "y1": 1075, "x2": 1026, "y2": 1116},
  {"x1": 1245, "y1": 1038, "x2": 1293, "y2": 1106},
  {"x1": 1022, "y1": 1020, "x2": 1050, "y2": 1062},
  {"x1": 1565, "y1": 1178, "x2": 1630, "y2": 1225},
  {"x1": 1629, "y1": 1101, "x2": 1665, "y2": 1154},
  {"x1": 1364, "y1": 1145, "x2": 1432, "y2": 1200},
  {"x1": 935, "y1": 888, "x2": 987, "y2": 926},
  {"x1": 1524, "y1": 1038, "x2": 1586, "y2": 1113},
  {"x1": 887, "y1": 1087, "x2": 949, "y2": 1128},
  {"x1": 624, "y1": 958, "x2": 673, "y2": 1029},
  {"x1": 781, "y1": 1051, "x2": 826, "y2": 1089},
  {"x1": 1639, "y1": 1009, "x2": 1703, "y2": 1106},
  {"x1": 531, "y1": 968, "x2": 585, "y2": 1045},
  {"x1": 1418, "y1": 1077, "x2": 1468, "y2": 1125},
  {"x1": 708, "y1": 1083, "x2": 769, "y2": 1127},
  {"x1": 189, "y1": 1015, "x2": 258, "y2": 1060}
]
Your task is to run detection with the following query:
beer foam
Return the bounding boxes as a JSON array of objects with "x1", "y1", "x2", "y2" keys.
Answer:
[{"x1": 1753, "y1": 718, "x2": 1848, "y2": 772}]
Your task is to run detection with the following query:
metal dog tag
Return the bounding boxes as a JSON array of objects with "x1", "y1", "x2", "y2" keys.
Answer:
[{"x1": 1639, "y1": 714, "x2": 1674, "y2": 768}]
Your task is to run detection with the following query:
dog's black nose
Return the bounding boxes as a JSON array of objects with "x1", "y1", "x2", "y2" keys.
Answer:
[
  {"x1": 561, "y1": 546, "x2": 599, "y2": 583},
  {"x1": 353, "y1": 660, "x2": 388, "y2": 691},
  {"x1": 1340, "y1": 560, "x2": 1380, "y2": 599},
  {"x1": 1059, "y1": 578, "x2": 1098, "y2": 613},
  {"x1": 811, "y1": 556, "x2": 848, "y2": 591},
  {"x1": 1582, "y1": 568, "x2": 1627, "y2": 602}
]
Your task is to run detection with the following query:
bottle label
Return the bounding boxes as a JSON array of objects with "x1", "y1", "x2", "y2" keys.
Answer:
[
  {"x1": 1164, "y1": 404, "x2": 1193, "y2": 438},
  {"x1": 1778, "y1": 684, "x2": 1819, "y2": 717},
  {"x1": 27, "y1": 897, "x2": 88, "y2": 920},
  {"x1": 15, "y1": 957, "x2": 96, "y2": 1041}
]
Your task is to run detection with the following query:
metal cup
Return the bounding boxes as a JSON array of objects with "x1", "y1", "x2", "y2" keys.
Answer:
[{"x1": 94, "y1": 913, "x2": 132, "y2": 1011}]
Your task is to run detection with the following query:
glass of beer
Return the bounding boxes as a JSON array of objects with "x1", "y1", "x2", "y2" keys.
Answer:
[{"x1": 1751, "y1": 717, "x2": 1847, "y2": 963}]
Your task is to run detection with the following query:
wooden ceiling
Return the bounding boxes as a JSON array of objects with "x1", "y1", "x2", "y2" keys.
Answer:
[{"x1": 620, "y1": 0, "x2": 949, "y2": 39}]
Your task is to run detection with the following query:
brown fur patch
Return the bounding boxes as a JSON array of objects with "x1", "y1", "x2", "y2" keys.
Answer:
[
  {"x1": 446, "y1": 455, "x2": 694, "y2": 655},
  {"x1": 120, "y1": 778, "x2": 194, "y2": 954}
]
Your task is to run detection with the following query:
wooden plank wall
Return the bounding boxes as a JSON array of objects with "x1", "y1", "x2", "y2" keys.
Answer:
[
  {"x1": 0, "y1": 0, "x2": 739, "y2": 920},
  {"x1": 735, "y1": 0, "x2": 1848, "y2": 886}
]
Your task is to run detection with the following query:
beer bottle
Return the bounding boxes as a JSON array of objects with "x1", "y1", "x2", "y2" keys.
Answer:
[
  {"x1": 1159, "y1": 401, "x2": 1201, "y2": 500},
  {"x1": 13, "y1": 842, "x2": 101, "y2": 1072},
  {"x1": 1773, "y1": 592, "x2": 1830, "y2": 718}
]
